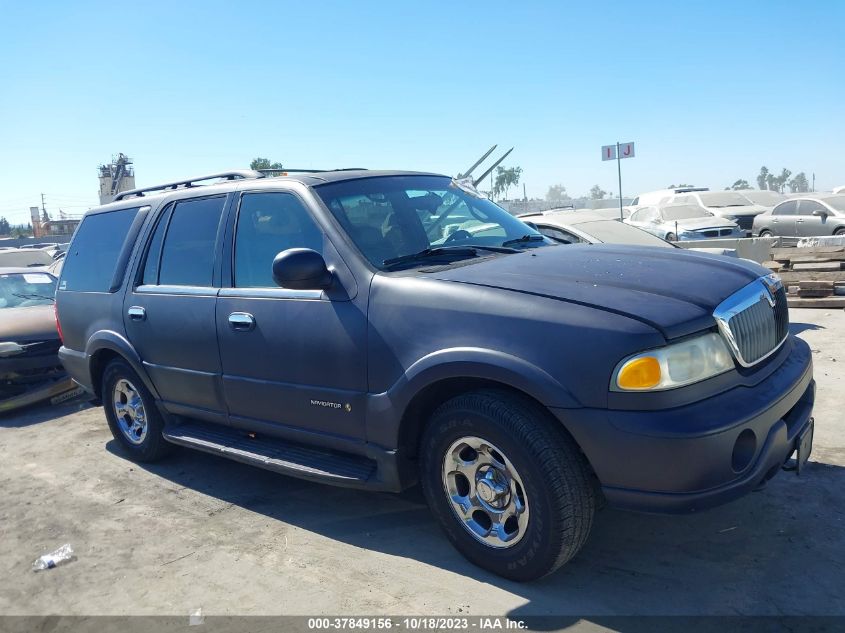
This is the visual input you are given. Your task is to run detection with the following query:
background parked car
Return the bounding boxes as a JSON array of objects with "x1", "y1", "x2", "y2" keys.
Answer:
[
  {"x1": 663, "y1": 190, "x2": 766, "y2": 235},
  {"x1": 627, "y1": 187, "x2": 709, "y2": 214},
  {"x1": 520, "y1": 210, "x2": 675, "y2": 247},
  {"x1": 736, "y1": 189, "x2": 786, "y2": 209},
  {"x1": 625, "y1": 204, "x2": 743, "y2": 241},
  {"x1": 0, "y1": 249, "x2": 55, "y2": 268},
  {"x1": 753, "y1": 195, "x2": 845, "y2": 237},
  {"x1": 0, "y1": 268, "x2": 80, "y2": 412}
]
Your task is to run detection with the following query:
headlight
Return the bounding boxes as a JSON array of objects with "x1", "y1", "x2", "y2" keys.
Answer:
[
  {"x1": 612, "y1": 332, "x2": 734, "y2": 391},
  {"x1": 0, "y1": 342, "x2": 25, "y2": 357}
]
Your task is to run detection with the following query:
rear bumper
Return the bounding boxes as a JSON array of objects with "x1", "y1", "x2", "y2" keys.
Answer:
[
  {"x1": 554, "y1": 335, "x2": 814, "y2": 513},
  {"x1": 57, "y1": 346, "x2": 95, "y2": 395}
]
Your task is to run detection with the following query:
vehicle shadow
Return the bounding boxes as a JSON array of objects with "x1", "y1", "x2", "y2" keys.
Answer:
[
  {"x1": 113, "y1": 441, "x2": 845, "y2": 617},
  {"x1": 790, "y1": 322, "x2": 825, "y2": 336},
  {"x1": 0, "y1": 397, "x2": 92, "y2": 428}
]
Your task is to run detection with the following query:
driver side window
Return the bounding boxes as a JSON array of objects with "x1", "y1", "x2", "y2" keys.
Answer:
[{"x1": 234, "y1": 192, "x2": 323, "y2": 288}]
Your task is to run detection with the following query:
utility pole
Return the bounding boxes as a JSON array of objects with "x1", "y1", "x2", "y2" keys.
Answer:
[
  {"x1": 523, "y1": 183, "x2": 527, "y2": 202},
  {"x1": 616, "y1": 142, "x2": 623, "y2": 221},
  {"x1": 41, "y1": 193, "x2": 46, "y2": 216},
  {"x1": 812, "y1": 173, "x2": 816, "y2": 192}
]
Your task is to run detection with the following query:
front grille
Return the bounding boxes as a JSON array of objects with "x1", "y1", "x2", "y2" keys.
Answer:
[
  {"x1": 734, "y1": 216, "x2": 754, "y2": 231},
  {"x1": 714, "y1": 277, "x2": 789, "y2": 367}
]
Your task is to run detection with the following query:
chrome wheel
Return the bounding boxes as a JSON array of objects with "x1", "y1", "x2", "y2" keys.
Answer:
[
  {"x1": 441, "y1": 436, "x2": 530, "y2": 548},
  {"x1": 113, "y1": 378, "x2": 147, "y2": 445}
]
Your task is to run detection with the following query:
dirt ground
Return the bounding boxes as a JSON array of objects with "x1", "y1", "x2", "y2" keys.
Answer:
[{"x1": 1, "y1": 308, "x2": 843, "y2": 620}]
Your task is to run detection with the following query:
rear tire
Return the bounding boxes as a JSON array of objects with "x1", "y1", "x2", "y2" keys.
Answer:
[
  {"x1": 101, "y1": 359, "x2": 172, "y2": 463},
  {"x1": 834, "y1": 227, "x2": 845, "y2": 236},
  {"x1": 419, "y1": 390, "x2": 595, "y2": 581},
  {"x1": 759, "y1": 229, "x2": 773, "y2": 237},
  {"x1": 665, "y1": 232, "x2": 677, "y2": 242}
]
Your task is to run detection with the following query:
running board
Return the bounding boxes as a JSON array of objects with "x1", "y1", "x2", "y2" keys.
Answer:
[{"x1": 162, "y1": 421, "x2": 377, "y2": 487}]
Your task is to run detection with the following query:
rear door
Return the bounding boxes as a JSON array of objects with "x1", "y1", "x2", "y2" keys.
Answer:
[
  {"x1": 123, "y1": 195, "x2": 229, "y2": 422},
  {"x1": 216, "y1": 190, "x2": 368, "y2": 441},
  {"x1": 770, "y1": 200, "x2": 798, "y2": 236}
]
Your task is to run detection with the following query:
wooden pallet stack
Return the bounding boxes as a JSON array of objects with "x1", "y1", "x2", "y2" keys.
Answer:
[{"x1": 765, "y1": 246, "x2": 845, "y2": 308}]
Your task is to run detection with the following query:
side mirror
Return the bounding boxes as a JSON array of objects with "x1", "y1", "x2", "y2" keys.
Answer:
[
  {"x1": 272, "y1": 248, "x2": 333, "y2": 290},
  {"x1": 812, "y1": 209, "x2": 829, "y2": 217}
]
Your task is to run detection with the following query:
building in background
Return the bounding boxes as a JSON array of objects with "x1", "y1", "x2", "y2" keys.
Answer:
[
  {"x1": 41, "y1": 218, "x2": 81, "y2": 236},
  {"x1": 98, "y1": 153, "x2": 135, "y2": 204}
]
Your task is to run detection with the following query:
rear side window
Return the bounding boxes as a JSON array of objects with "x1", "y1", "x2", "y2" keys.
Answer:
[
  {"x1": 157, "y1": 196, "x2": 226, "y2": 286},
  {"x1": 60, "y1": 207, "x2": 140, "y2": 292},
  {"x1": 774, "y1": 201, "x2": 798, "y2": 216}
]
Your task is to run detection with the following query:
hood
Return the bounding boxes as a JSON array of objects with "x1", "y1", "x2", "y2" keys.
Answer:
[
  {"x1": 425, "y1": 245, "x2": 766, "y2": 340},
  {"x1": 671, "y1": 216, "x2": 738, "y2": 231},
  {"x1": 706, "y1": 204, "x2": 767, "y2": 217},
  {"x1": 0, "y1": 304, "x2": 59, "y2": 343}
]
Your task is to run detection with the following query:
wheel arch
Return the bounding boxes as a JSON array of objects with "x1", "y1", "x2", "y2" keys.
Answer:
[
  {"x1": 86, "y1": 331, "x2": 159, "y2": 401},
  {"x1": 373, "y1": 348, "x2": 582, "y2": 460}
]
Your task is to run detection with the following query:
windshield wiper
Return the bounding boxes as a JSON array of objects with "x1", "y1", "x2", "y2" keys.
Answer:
[
  {"x1": 12, "y1": 293, "x2": 55, "y2": 302},
  {"x1": 383, "y1": 246, "x2": 480, "y2": 269},
  {"x1": 502, "y1": 234, "x2": 546, "y2": 247}
]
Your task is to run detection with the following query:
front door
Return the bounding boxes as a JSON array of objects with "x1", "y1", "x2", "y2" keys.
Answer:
[
  {"x1": 123, "y1": 195, "x2": 229, "y2": 421},
  {"x1": 216, "y1": 191, "x2": 368, "y2": 442},
  {"x1": 795, "y1": 200, "x2": 830, "y2": 237}
]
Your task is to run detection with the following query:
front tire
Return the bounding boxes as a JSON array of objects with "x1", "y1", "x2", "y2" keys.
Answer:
[
  {"x1": 759, "y1": 229, "x2": 773, "y2": 237},
  {"x1": 419, "y1": 390, "x2": 595, "y2": 581},
  {"x1": 102, "y1": 359, "x2": 172, "y2": 462},
  {"x1": 665, "y1": 232, "x2": 677, "y2": 242},
  {"x1": 834, "y1": 227, "x2": 845, "y2": 236}
]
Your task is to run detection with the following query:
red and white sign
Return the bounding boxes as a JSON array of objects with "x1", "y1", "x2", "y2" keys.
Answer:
[{"x1": 601, "y1": 142, "x2": 635, "y2": 161}]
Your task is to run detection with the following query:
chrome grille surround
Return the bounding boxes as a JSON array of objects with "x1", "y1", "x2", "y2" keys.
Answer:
[{"x1": 713, "y1": 274, "x2": 789, "y2": 368}]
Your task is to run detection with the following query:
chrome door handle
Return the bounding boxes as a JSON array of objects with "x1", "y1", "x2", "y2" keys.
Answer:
[
  {"x1": 127, "y1": 306, "x2": 146, "y2": 321},
  {"x1": 796, "y1": 219, "x2": 804, "y2": 223},
  {"x1": 228, "y1": 312, "x2": 255, "y2": 331}
]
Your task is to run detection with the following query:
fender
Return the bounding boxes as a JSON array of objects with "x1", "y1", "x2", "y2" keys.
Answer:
[
  {"x1": 85, "y1": 330, "x2": 160, "y2": 400},
  {"x1": 366, "y1": 347, "x2": 582, "y2": 447}
]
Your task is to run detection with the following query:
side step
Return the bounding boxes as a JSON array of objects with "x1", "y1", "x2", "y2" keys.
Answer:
[{"x1": 162, "y1": 421, "x2": 377, "y2": 487}]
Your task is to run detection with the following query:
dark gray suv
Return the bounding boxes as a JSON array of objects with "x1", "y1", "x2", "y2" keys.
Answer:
[{"x1": 56, "y1": 169, "x2": 815, "y2": 581}]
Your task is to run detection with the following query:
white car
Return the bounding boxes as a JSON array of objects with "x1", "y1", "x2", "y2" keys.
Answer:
[
  {"x1": 625, "y1": 204, "x2": 743, "y2": 241},
  {"x1": 663, "y1": 190, "x2": 766, "y2": 235},
  {"x1": 628, "y1": 187, "x2": 709, "y2": 213}
]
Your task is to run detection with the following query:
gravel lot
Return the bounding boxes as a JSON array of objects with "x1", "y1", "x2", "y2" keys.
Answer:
[{"x1": 1, "y1": 308, "x2": 843, "y2": 620}]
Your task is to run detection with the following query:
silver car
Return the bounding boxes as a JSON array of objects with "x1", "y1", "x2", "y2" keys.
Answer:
[
  {"x1": 753, "y1": 194, "x2": 845, "y2": 237},
  {"x1": 625, "y1": 204, "x2": 744, "y2": 241}
]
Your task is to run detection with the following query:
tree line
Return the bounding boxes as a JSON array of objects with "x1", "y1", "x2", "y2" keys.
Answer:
[{"x1": 728, "y1": 167, "x2": 810, "y2": 193}]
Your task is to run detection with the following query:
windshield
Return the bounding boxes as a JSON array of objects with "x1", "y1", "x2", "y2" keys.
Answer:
[
  {"x1": 316, "y1": 175, "x2": 550, "y2": 269},
  {"x1": 741, "y1": 190, "x2": 784, "y2": 206},
  {"x1": 662, "y1": 205, "x2": 712, "y2": 220},
  {"x1": 698, "y1": 192, "x2": 753, "y2": 207},
  {"x1": 0, "y1": 272, "x2": 57, "y2": 308},
  {"x1": 580, "y1": 220, "x2": 673, "y2": 247}
]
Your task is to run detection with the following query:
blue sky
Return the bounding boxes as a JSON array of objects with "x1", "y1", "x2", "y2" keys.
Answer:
[{"x1": 1, "y1": 0, "x2": 843, "y2": 224}]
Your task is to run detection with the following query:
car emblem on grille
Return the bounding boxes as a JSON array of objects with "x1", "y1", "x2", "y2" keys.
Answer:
[{"x1": 760, "y1": 274, "x2": 782, "y2": 307}]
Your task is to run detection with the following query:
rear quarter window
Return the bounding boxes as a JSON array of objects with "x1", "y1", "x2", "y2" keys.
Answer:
[{"x1": 60, "y1": 206, "x2": 141, "y2": 292}]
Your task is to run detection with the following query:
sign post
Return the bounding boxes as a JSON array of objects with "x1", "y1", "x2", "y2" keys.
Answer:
[{"x1": 601, "y1": 141, "x2": 635, "y2": 220}]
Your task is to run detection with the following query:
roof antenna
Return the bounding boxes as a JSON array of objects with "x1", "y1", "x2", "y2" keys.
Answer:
[
  {"x1": 457, "y1": 145, "x2": 497, "y2": 180},
  {"x1": 473, "y1": 147, "x2": 514, "y2": 187}
]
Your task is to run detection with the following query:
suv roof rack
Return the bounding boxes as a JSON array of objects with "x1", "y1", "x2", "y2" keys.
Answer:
[
  {"x1": 114, "y1": 170, "x2": 265, "y2": 201},
  {"x1": 257, "y1": 167, "x2": 367, "y2": 176}
]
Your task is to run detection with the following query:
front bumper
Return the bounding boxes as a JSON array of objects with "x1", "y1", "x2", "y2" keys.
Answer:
[{"x1": 554, "y1": 335, "x2": 814, "y2": 513}]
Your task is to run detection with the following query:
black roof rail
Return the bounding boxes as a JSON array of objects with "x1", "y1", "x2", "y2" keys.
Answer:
[{"x1": 114, "y1": 170, "x2": 265, "y2": 201}]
